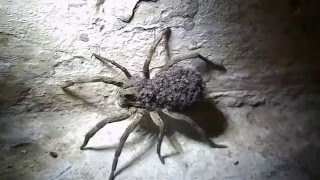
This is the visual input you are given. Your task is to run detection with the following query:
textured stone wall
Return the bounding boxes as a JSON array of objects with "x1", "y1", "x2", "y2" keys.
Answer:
[
  {"x1": 1, "y1": 0, "x2": 319, "y2": 112},
  {"x1": 1, "y1": 1, "x2": 320, "y2": 179}
]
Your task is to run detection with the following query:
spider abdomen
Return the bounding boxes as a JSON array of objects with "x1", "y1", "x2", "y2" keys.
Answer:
[{"x1": 133, "y1": 67, "x2": 205, "y2": 110}]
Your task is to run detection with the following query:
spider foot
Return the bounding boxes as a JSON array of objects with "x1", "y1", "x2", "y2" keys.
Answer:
[
  {"x1": 80, "y1": 144, "x2": 87, "y2": 150},
  {"x1": 158, "y1": 154, "x2": 165, "y2": 164}
]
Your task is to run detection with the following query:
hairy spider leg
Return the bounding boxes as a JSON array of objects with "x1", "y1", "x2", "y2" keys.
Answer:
[
  {"x1": 62, "y1": 76, "x2": 125, "y2": 89},
  {"x1": 61, "y1": 76, "x2": 125, "y2": 105},
  {"x1": 92, "y1": 53, "x2": 132, "y2": 79},
  {"x1": 150, "y1": 112, "x2": 166, "y2": 164},
  {"x1": 109, "y1": 112, "x2": 144, "y2": 180},
  {"x1": 160, "y1": 52, "x2": 227, "y2": 72},
  {"x1": 80, "y1": 112, "x2": 131, "y2": 150},
  {"x1": 162, "y1": 109, "x2": 227, "y2": 149},
  {"x1": 143, "y1": 27, "x2": 171, "y2": 79}
]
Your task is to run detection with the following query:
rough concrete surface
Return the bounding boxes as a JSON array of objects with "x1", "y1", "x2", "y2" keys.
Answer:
[{"x1": 1, "y1": 0, "x2": 320, "y2": 180}]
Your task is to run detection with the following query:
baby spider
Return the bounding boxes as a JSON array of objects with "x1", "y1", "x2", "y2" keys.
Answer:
[{"x1": 62, "y1": 27, "x2": 227, "y2": 180}]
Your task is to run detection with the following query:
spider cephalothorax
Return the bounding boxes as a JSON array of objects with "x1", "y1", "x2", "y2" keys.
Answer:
[{"x1": 62, "y1": 27, "x2": 226, "y2": 180}]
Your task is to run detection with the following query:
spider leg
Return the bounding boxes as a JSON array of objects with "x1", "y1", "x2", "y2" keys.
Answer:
[
  {"x1": 109, "y1": 112, "x2": 144, "y2": 180},
  {"x1": 80, "y1": 112, "x2": 131, "y2": 150},
  {"x1": 150, "y1": 111, "x2": 166, "y2": 164},
  {"x1": 92, "y1": 53, "x2": 132, "y2": 79},
  {"x1": 160, "y1": 52, "x2": 226, "y2": 72},
  {"x1": 143, "y1": 27, "x2": 171, "y2": 79},
  {"x1": 62, "y1": 76, "x2": 125, "y2": 89},
  {"x1": 162, "y1": 109, "x2": 227, "y2": 148},
  {"x1": 61, "y1": 76, "x2": 125, "y2": 103}
]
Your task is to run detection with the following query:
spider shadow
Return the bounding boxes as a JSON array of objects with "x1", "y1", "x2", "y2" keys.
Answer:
[
  {"x1": 159, "y1": 100, "x2": 229, "y2": 148},
  {"x1": 135, "y1": 100, "x2": 229, "y2": 161},
  {"x1": 181, "y1": 100, "x2": 228, "y2": 138}
]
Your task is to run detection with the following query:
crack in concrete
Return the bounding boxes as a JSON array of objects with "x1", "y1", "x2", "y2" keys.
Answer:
[
  {"x1": 0, "y1": 32, "x2": 19, "y2": 38},
  {"x1": 50, "y1": 165, "x2": 72, "y2": 180},
  {"x1": 119, "y1": 0, "x2": 158, "y2": 23}
]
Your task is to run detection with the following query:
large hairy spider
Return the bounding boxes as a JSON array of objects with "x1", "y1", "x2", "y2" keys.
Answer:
[{"x1": 62, "y1": 27, "x2": 227, "y2": 180}]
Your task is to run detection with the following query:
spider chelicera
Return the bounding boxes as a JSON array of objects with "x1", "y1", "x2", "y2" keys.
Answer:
[{"x1": 61, "y1": 27, "x2": 227, "y2": 180}]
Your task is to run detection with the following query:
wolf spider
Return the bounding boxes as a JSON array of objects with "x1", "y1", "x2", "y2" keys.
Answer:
[{"x1": 62, "y1": 27, "x2": 227, "y2": 180}]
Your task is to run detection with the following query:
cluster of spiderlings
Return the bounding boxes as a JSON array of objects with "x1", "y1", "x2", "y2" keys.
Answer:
[{"x1": 130, "y1": 67, "x2": 205, "y2": 111}]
